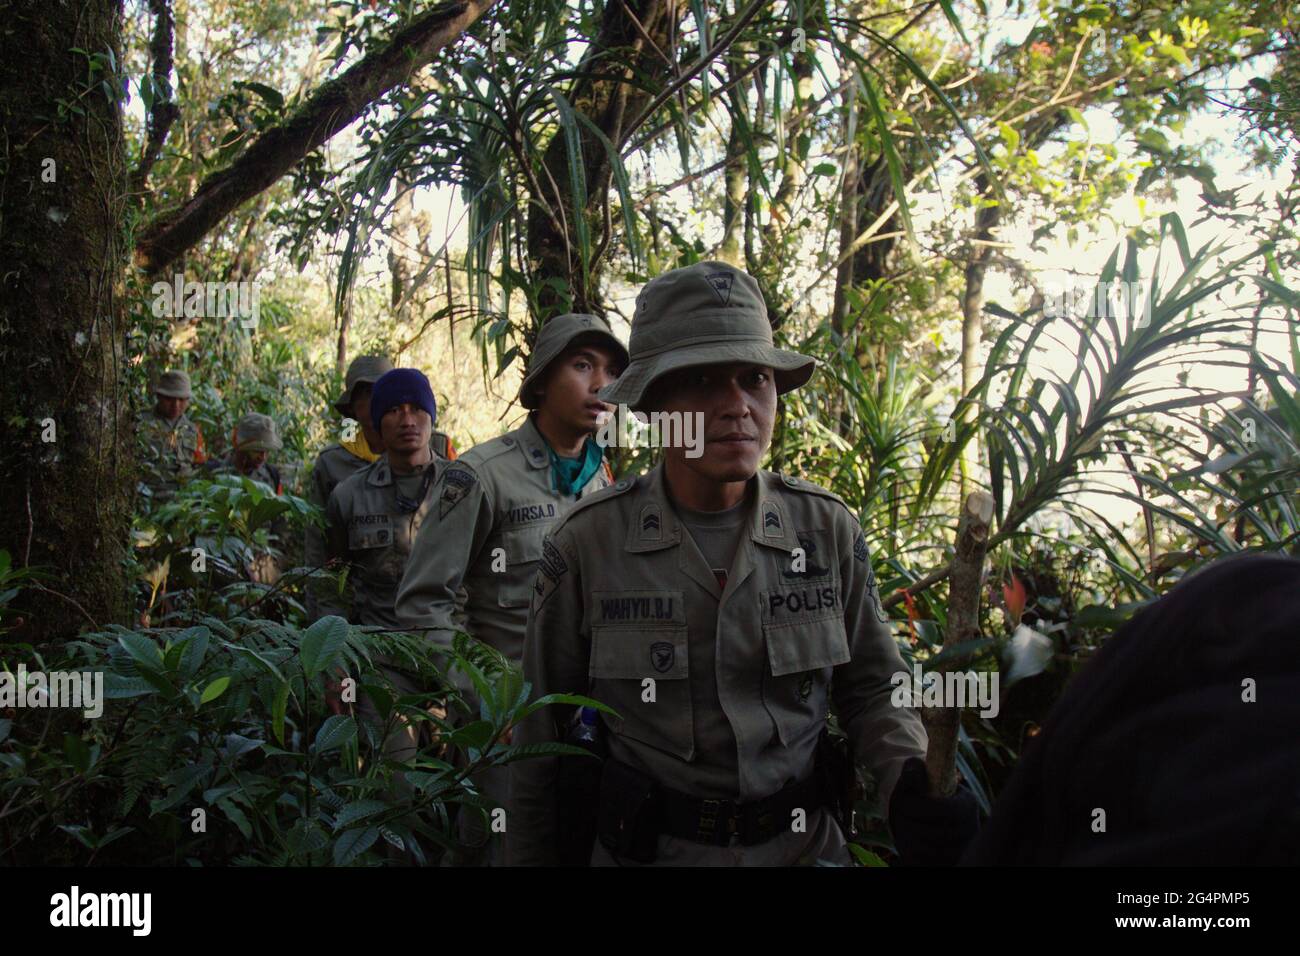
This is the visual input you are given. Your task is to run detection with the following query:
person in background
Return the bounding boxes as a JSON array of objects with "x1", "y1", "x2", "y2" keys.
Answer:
[
  {"x1": 138, "y1": 369, "x2": 206, "y2": 502},
  {"x1": 207, "y1": 412, "x2": 284, "y2": 493},
  {"x1": 306, "y1": 355, "x2": 457, "y2": 618},
  {"x1": 321, "y1": 368, "x2": 448, "y2": 860}
]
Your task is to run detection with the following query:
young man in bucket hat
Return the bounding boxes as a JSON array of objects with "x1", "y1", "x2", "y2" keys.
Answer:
[
  {"x1": 138, "y1": 369, "x2": 207, "y2": 501},
  {"x1": 508, "y1": 261, "x2": 977, "y2": 866},
  {"x1": 395, "y1": 312, "x2": 628, "y2": 863},
  {"x1": 305, "y1": 355, "x2": 459, "y2": 619}
]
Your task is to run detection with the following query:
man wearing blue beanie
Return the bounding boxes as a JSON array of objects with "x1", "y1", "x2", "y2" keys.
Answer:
[
  {"x1": 320, "y1": 367, "x2": 448, "y2": 838},
  {"x1": 368, "y1": 367, "x2": 439, "y2": 436}
]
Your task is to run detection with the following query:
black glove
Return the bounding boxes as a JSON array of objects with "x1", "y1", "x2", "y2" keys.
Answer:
[{"x1": 888, "y1": 756, "x2": 980, "y2": 866}]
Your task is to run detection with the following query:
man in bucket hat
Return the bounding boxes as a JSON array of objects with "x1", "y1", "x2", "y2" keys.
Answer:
[
  {"x1": 207, "y1": 412, "x2": 285, "y2": 492},
  {"x1": 305, "y1": 355, "x2": 459, "y2": 618},
  {"x1": 138, "y1": 369, "x2": 207, "y2": 502},
  {"x1": 396, "y1": 312, "x2": 628, "y2": 864},
  {"x1": 509, "y1": 261, "x2": 976, "y2": 866}
]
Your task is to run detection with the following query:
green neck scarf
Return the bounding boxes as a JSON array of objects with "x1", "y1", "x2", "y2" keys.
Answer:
[{"x1": 548, "y1": 436, "x2": 604, "y2": 496}]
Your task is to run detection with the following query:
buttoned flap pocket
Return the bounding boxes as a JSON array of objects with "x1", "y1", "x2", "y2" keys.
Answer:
[
  {"x1": 495, "y1": 523, "x2": 551, "y2": 608},
  {"x1": 348, "y1": 514, "x2": 394, "y2": 551},
  {"x1": 761, "y1": 614, "x2": 851, "y2": 747},
  {"x1": 590, "y1": 604, "x2": 692, "y2": 760}
]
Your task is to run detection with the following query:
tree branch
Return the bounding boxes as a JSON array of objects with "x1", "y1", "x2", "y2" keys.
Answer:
[
  {"x1": 133, "y1": 0, "x2": 497, "y2": 275},
  {"x1": 130, "y1": 0, "x2": 179, "y2": 199}
]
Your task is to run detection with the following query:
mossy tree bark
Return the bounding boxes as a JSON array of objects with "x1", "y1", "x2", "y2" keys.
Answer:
[{"x1": 0, "y1": 0, "x2": 133, "y2": 639}]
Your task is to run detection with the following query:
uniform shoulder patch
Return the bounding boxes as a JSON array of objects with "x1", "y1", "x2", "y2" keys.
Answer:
[
  {"x1": 864, "y1": 557, "x2": 890, "y2": 625},
  {"x1": 532, "y1": 535, "x2": 571, "y2": 608},
  {"x1": 853, "y1": 529, "x2": 868, "y2": 563},
  {"x1": 438, "y1": 462, "x2": 479, "y2": 517}
]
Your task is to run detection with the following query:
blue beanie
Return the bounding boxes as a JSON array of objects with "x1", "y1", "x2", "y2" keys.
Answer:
[{"x1": 370, "y1": 368, "x2": 437, "y2": 432}]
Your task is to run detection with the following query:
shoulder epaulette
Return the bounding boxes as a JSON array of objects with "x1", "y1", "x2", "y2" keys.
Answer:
[
  {"x1": 773, "y1": 472, "x2": 852, "y2": 511},
  {"x1": 557, "y1": 474, "x2": 637, "y2": 524},
  {"x1": 459, "y1": 436, "x2": 514, "y2": 468}
]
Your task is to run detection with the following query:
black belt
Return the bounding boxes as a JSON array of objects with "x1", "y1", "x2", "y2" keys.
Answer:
[{"x1": 658, "y1": 773, "x2": 827, "y2": 847}]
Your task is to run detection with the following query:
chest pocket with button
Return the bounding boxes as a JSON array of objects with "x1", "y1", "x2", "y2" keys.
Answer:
[
  {"x1": 348, "y1": 515, "x2": 393, "y2": 551},
  {"x1": 495, "y1": 522, "x2": 553, "y2": 608},
  {"x1": 760, "y1": 587, "x2": 851, "y2": 748},
  {"x1": 589, "y1": 589, "x2": 693, "y2": 761}
]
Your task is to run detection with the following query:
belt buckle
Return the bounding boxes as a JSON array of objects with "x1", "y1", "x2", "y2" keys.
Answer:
[{"x1": 698, "y1": 798, "x2": 738, "y2": 847}]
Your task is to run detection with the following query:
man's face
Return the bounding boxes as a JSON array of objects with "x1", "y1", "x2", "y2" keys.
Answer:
[
  {"x1": 350, "y1": 387, "x2": 383, "y2": 451},
  {"x1": 379, "y1": 402, "x2": 432, "y2": 454},
  {"x1": 652, "y1": 363, "x2": 776, "y2": 484},
  {"x1": 234, "y1": 448, "x2": 269, "y2": 475},
  {"x1": 537, "y1": 343, "x2": 624, "y2": 433},
  {"x1": 156, "y1": 394, "x2": 188, "y2": 421}
]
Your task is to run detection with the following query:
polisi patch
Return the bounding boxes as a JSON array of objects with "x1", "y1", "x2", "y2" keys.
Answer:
[
  {"x1": 765, "y1": 584, "x2": 840, "y2": 622},
  {"x1": 592, "y1": 589, "x2": 686, "y2": 626},
  {"x1": 705, "y1": 271, "x2": 734, "y2": 305}
]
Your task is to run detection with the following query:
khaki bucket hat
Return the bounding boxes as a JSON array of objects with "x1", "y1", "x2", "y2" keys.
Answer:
[
  {"x1": 233, "y1": 413, "x2": 282, "y2": 453},
  {"x1": 518, "y1": 313, "x2": 630, "y2": 410},
  {"x1": 598, "y1": 261, "x2": 815, "y2": 409},
  {"x1": 154, "y1": 369, "x2": 193, "y2": 399},
  {"x1": 333, "y1": 354, "x2": 394, "y2": 415}
]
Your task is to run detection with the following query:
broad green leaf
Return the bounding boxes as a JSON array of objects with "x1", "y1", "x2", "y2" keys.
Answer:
[
  {"x1": 332, "y1": 826, "x2": 379, "y2": 865},
  {"x1": 199, "y1": 676, "x2": 231, "y2": 705},
  {"x1": 313, "y1": 714, "x2": 357, "y2": 754},
  {"x1": 300, "y1": 616, "x2": 349, "y2": 678}
]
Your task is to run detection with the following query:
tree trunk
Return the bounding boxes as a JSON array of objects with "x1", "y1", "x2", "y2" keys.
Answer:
[
  {"x1": 923, "y1": 491, "x2": 994, "y2": 797},
  {"x1": 0, "y1": 0, "x2": 132, "y2": 639},
  {"x1": 958, "y1": 180, "x2": 999, "y2": 494},
  {"x1": 525, "y1": 0, "x2": 686, "y2": 318}
]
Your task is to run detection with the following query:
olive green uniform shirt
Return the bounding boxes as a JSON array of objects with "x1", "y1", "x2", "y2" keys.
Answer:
[
  {"x1": 305, "y1": 433, "x2": 454, "y2": 619},
  {"x1": 508, "y1": 464, "x2": 928, "y2": 865},
  {"x1": 138, "y1": 410, "x2": 205, "y2": 499},
  {"x1": 395, "y1": 416, "x2": 613, "y2": 674},
  {"x1": 322, "y1": 455, "x2": 441, "y2": 628}
]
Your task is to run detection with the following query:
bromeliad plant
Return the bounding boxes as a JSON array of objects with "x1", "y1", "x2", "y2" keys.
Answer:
[{"x1": 0, "y1": 616, "x2": 608, "y2": 866}]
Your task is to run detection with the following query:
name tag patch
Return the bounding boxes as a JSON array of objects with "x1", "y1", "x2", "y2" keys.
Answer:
[
  {"x1": 592, "y1": 590, "x2": 687, "y2": 627},
  {"x1": 506, "y1": 502, "x2": 557, "y2": 524},
  {"x1": 348, "y1": 513, "x2": 391, "y2": 549}
]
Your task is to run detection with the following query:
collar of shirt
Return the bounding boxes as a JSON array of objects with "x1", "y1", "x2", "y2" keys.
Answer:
[
  {"x1": 340, "y1": 430, "x2": 381, "y2": 463},
  {"x1": 523, "y1": 414, "x2": 604, "y2": 495}
]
